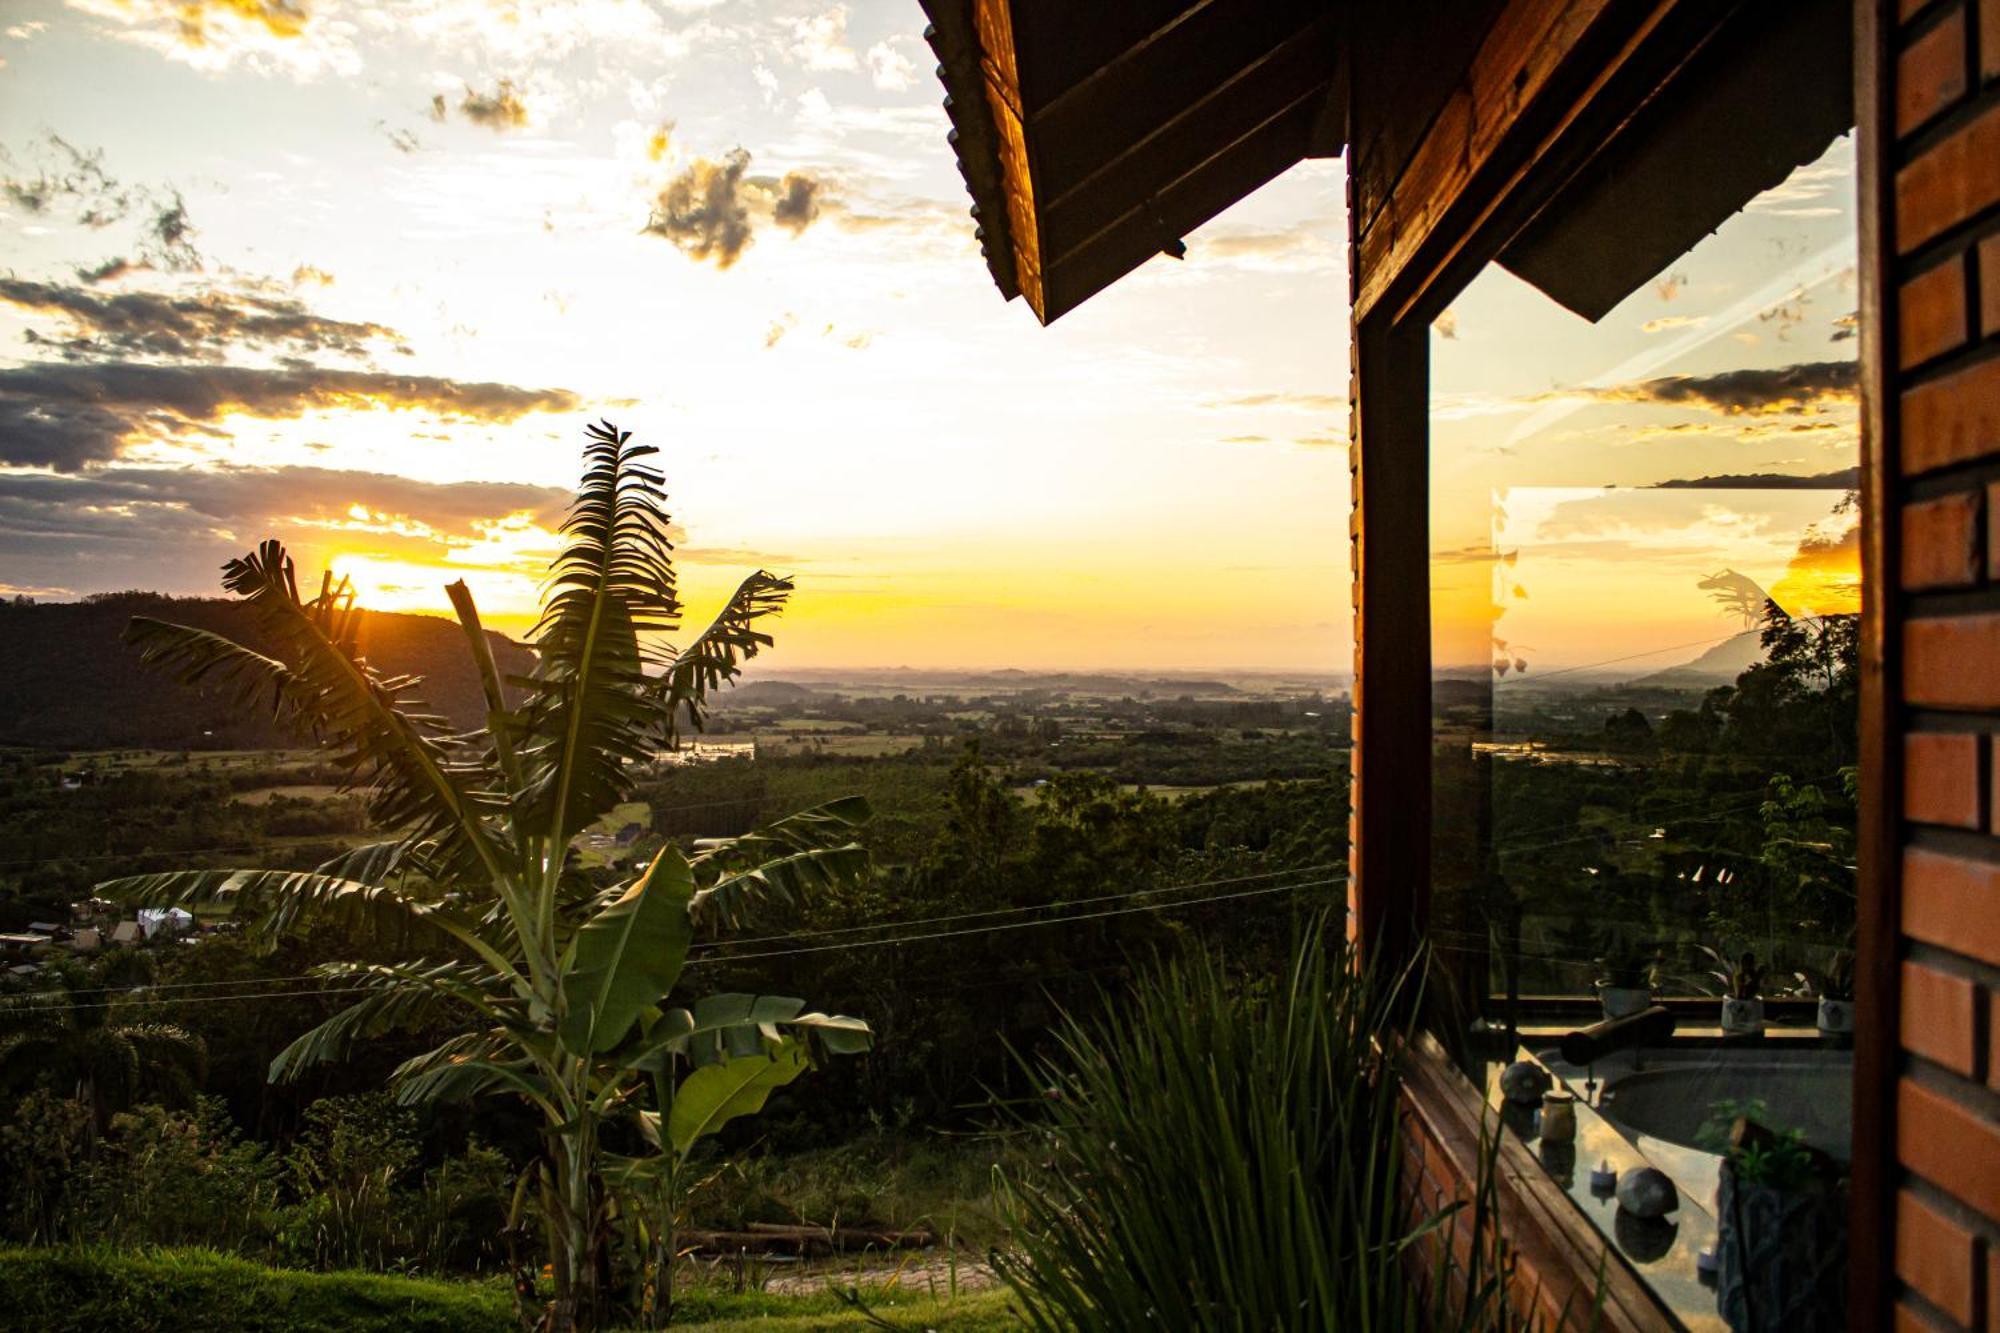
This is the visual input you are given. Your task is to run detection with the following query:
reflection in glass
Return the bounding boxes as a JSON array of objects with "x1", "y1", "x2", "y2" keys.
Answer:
[{"x1": 1427, "y1": 137, "x2": 1859, "y2": 1330}]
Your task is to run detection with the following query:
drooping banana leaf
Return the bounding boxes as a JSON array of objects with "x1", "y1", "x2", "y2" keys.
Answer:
[
  {"x1": 557, "y1": 843, "x2": 695, "y2": 1055},
  {"x1": 666, "y1": 1041, "x2": 809, "y2": 1158}
]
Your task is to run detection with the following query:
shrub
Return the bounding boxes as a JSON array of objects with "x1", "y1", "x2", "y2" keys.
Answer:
[
  {"x1": 994, "y1": 920, "x2": 1531, "y2": 1330},
  {"x1": 82, "y1": 1098, "x2": 282, "y2": 1251}
]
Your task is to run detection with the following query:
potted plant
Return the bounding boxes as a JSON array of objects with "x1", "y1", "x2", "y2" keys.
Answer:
[
  {"x1": 1594, "y1": 939, "x2": 1658, "y2": 1019},
  {"x1": 1797, "y1": 949, "x2": 1854, "y2": 1035},
  {"x1": 1703, "y1": 947, "x2": 1765, "y2": 1034},
  {"x1": 1715, "y1": 1118, "x2": 1847, "y2": 1332}
]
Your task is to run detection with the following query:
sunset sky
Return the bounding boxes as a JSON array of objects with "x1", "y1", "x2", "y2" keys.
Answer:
[{"x1": 0, "y1": 1, "x2": 1855, "y2": 675}]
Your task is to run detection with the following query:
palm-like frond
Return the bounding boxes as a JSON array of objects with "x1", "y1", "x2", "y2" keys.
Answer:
[
  {"x1": 126, "y1": 539, "x2": 507, "y2": 887},
  {"x1": 267, "y1": 959, "x2": 504, "y2": 1084},
  {"x1": 519, "y1": 421, "x2": 682, "y2": 850},
  {"x1": 98, "y1": 866, "x2": 472, "y2": 955},
  {"x1": 657, "y1": 570, "x2": 792, "y2": 742},
  {"x1": 688, "y1": 797, "x2": 872, "y2": 928}
]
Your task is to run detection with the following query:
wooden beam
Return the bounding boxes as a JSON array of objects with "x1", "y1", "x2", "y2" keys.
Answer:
[
  {"x1": 1352, "y1": 0, "x2": 1693, "y2": 324},
  {"x1": 1348, "y1": 307, "x2": 1431, "y2": 972},
  {"x1": 1847, "y1": 0, "x2": 1899, "y2": 1326}
]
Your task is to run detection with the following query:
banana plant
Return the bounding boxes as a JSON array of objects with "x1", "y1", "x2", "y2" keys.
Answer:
[{"x1": 100, "y1": 422, "x2": 872, "y2": 1332}]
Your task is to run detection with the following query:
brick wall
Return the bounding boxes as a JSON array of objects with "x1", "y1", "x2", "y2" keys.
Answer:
[{"x1": 1882, "y1": 0, "x2": 2000, "y2": 1328}]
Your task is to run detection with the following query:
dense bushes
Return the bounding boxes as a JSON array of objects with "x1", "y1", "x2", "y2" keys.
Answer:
[{"x1": 0, "y1": 1093, "x2": 513, "y2": 1276}]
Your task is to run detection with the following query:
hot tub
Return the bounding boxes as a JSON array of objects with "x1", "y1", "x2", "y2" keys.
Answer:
[{"x1": 1537, "y1": 1045, "x2": 1852, "y2": 1213}]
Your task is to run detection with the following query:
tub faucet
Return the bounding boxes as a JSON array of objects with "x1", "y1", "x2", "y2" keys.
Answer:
[{"x1": 1558, "y1": 1005, "x2": 1676, "y2": 1069}]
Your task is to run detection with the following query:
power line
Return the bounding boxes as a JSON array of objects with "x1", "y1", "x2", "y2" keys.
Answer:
[
  {"x1": 684, "y1": 876, "x2": 1346, "y2": 967},
  {"x1": 688, "y1": 862, "x2": 1342, "y2": 955},
  {"x1": 8, "y1": 876, "x2": 1346, "y2": 1013},
  {"x1": 3, "y1": 863, "x2": 1343, "y2": 1001}
]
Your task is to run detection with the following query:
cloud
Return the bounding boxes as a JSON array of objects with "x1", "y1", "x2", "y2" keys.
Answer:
[
  {"x1": 789, "y1": 6, "x2": 856, "y2": 71},
  {"x1": 0, "y1": 134, "x2": 133, "y2": 225},
  {"x1": 865, "y1": 39, "x2": 917, "y2": 91},
  {"x1": 0, "y1": 463, "x2": 572, "y2": 597},
  {"x1": 376, "y1": 120, "x2": 422, "y2": 153},
  {"x1": 437, "y1": 79, "x2": 529, "y2": 131},
  {"x1": 1433, "y1": 308, "x2": 1457, "y2": 339},
  {"x1": 0, "y1": 362, "x2": 579, "y2": 470},
  {"x1": 143, "y1": 190, "x2": 201, "y2": 269},
  {"x1": 763, "y1": 313, "x2": 797, "y2": 348},
  {"x1": 1, "y1": 136, "x2": 203, "y2": 268},
  {"x1": 1640, "y1": 315, "x2": 1707, "y2": 333},
  {"x1": 1205, "y1": 391, "x2": 1348, "y2": 414},
  {"x1": 643, "y1": 149, "x2": 753, "y2": 266},
  {"x1": 1768, "y1": 518, "x2": 1860, "y2": 617},
  {"x1": 290, "y1": 264, "x2": 334, "y2": 287},
  {"x1": 77, "y1": 256, "x2": 145, "y2": 285},
  {"x1": 1650, "y1": 468, "x2": 1860, "y2": 490},
  {"x1": 63, "y1": 0, "x2": 357, "y2": 78},
  {"x1": 1593, "y1": 359, "x2": 1857, "y2": 416},
  {"x1": 772, "y1": 171, "x2": 820, "y2": 233},
  {"x1": 0, "y1": 277, "x2": 403, "y2": 362},
  {"x1": 646, "y1": 122, "x2": 674, "y2": 161}
]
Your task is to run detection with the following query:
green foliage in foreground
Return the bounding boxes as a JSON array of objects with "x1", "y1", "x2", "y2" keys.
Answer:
[
  {"x1": 0, "y1": 1247, "x2": 1021, "y2": 1333},
  {"x1": 995, "y1": 921, "x2": 1530, "y2": 1331},
  {"x1": 0, "y1": 1247, "x2": 512, "y2": 1333}
]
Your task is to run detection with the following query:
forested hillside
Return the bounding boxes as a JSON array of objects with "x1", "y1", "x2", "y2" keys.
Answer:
[{"x1": 0, "y1": 594, "x2": 534, "y2": 749}]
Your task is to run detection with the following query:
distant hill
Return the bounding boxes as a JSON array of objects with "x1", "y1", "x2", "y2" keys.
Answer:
[
  {"x1": 726, "y1": 680, "x2": 817, "y2": 705},
  {"x1": 0, "y1": 594, "x2": 536, "y2": 751},
  {"x1": 1632, "y1": 627, "x2": 1766, "y2": 689}
]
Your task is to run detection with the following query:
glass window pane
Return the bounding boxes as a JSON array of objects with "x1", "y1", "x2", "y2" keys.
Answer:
[{"x1": 1428, "y1": 136, "x2": 1859, "y2": 1328}]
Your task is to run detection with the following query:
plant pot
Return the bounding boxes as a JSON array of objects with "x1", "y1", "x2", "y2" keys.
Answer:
[
  {"x1": 1716, "y1": 1161, "x2": 1848, "y2": 1332},
  {"x1": 1597, "y1": 983, "x2": 1652, "y2": 1019},
  {"x1": 1816, "y1": 998, "x2": 1853, "y2": 1034},
  {"x1": 1720, "y1": 997, "x2": 1764, "y2": 1034}
]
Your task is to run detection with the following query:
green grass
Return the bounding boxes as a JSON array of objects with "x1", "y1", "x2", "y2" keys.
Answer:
[
  {"x1": 667, "y1": 1286, "x2": 1018, "y2": 1331},
  {"x1": 0, "y1": 1247, "x2": 512, "y2": 1332},
  {"x1": 0, "y1": 1248, "x2": 1022, "y2": 1332}
]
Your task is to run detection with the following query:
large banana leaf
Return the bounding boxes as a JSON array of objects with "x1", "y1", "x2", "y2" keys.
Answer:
[
  {"x1": 666, "y1": 1041, "x2": 809, "y2": 1158},
  {"x1": 623, "y1": 993, "x2": 870, "y2": 1072},
  {"x1": 557, "y1": 844, "x2": 695, "y2": 1055}
]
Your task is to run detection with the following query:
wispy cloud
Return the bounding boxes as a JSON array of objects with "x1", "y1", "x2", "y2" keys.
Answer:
[
  {"x1": 431, "y1": 79, "x2": 530, "y2": 131},
  {"x1": 1, "y1": 276, "x2": 406, "y2": 361},
  {"x1": 0, "y1": 362, "x2": 579, "y2": 469}
]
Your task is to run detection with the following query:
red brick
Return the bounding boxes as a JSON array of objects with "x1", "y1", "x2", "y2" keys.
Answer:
[
  {"x1": 1903, "y1": 960, "x2": 1980, "y2": 1074},
  {"x1": 1991, "y1": 990, "x2": 2000, "y2": 1092},
  {"x1": 1907, "y1": 731, "x2": 1984, "y2": 827},
  {"x1": 1900, "y1": 1078, "x2": 2000, "y2": 1218},
  {"x1": 1983, "y1": 233, "x2": 2000, "y2": 338},
  {"x1": 1993, "y1": 735, "x2": 2000, "y2": 836},
  {"x1": 1900, "y1": 9, "x2": 1969, "y2": 137},
  {"x1": 1905, "y1": 614, "x2": 2000, "y2": 709},
  {"x1": 1985, "y1": 0, "x2": 2000, "y2": 80},
  {"x1": 1902, "y1": 257, "x2": 1971, "y2": 368},
  {"x1": 1991, "y1": 480, "x2": 2000, "y2": 581},
  {"x1": 1898, "y1": 101, "x2": 2000, "y2": 252},
  {"x1": 1902, "y1": 355, "x2": 2000, "y2": 475},
  {"x1": 1895, "y1": 1302, "x2": 1939, "y2": 1333},
  {"x1": 1904, "y1": 844, "x2": 2000, "y2": 960},
  {"x1": 1904, "y1": 493, "x2": 1983, "y2": 588},
  {"x1": 1904, "y1": 847, "x2": 2000, "y2": 966},
  {"x1": 1898, "y1": 1189, "x2": 1979, "y2": 1325},
  {"x1": 1989, "y1": 1242, "x2": 2000, "y2": 1333}
]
